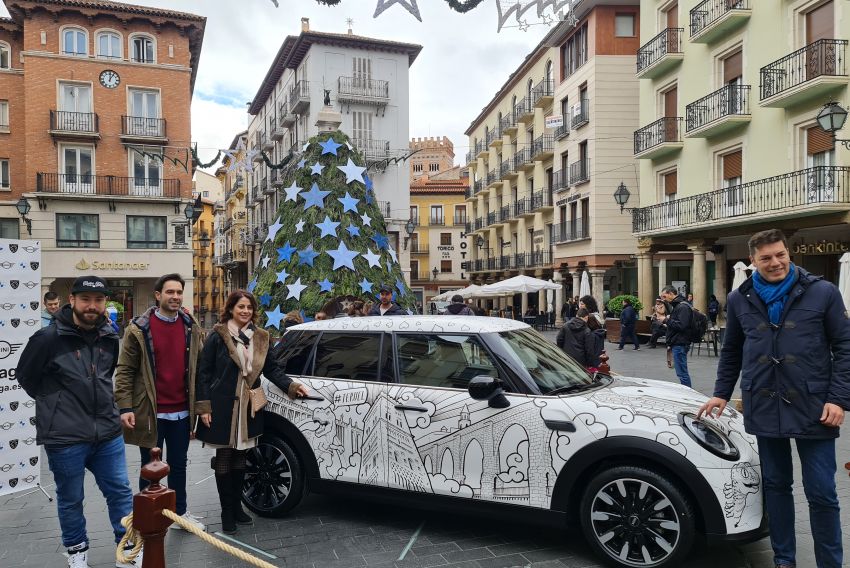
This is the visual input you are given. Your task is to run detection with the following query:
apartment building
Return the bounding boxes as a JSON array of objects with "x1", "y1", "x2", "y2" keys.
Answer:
[
  {"x1": 244, "y1": 18, "x2": 422, "y2": 280},
  {"x1": 193, "y1": 169, "x2": 224, "y2": 202},
  {"x1": 633, "y1": 0, "x2": 850, "y2": 315},
  {"x1": 212, "y1": 131, "x2": 250, "y2": 292},
  {"x1": 191, "y1": 198, "x2": 219, "y2": 330},
  {"x1": 465, "y1": 1, "x2": 640, "y2": 320},
  {"x1": 0, "y1": 0, "x2": 204, "y2": 315}
]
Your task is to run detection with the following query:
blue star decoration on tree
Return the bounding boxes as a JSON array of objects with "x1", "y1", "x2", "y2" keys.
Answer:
[
  {"x1": 259, "y1": 293, "x2": 272, "y2": 307},
  {"x1": 283, "y1": 181, "x2": 301, "y2": 203},
  {"x1": 327, "y1": 241, "x2": 359, "y2": 270},
  {"x1": 371, "y1": 233, "x2": 390, "y2": 250},
  {"x1": 319, "y1": 137, "x2": 343, "y2": 156},
  {"x1": 337, "y1": 192, "x2": 359, "y2": 213},
  {"x1": 276, "y1": 241, "x2": 297, "y2": 262},
  {"x1": 265, "y1": 305, "x2": 284, "y2": 329},
  {"x1": 300, "y1": 182, "x2": 330, "y2": 210},
  {"x1": 346, "y1": 224, "x2": 360, "y2": 237},
  {"x1": 275, "y1": 267, "x2": 289, "y2": 284},
  {"x1": 298, "y1": 245, "x2": 320, "y2": 266},
  {"x1": 315, "y1": 216, "x2": 340, "y2": 239},
  {"x1": 310, "y1": 162, "x2": 324, "y2": 176},
  {"x1": 286, "y1": 278, "x2": 307, "y2": 301},
  {"x1": 247, "y1": 278, "x2": 258, "y2": 293},
  {"x1": 297, "y1": 158, "x2": 307, "y2": 169},
  {"x1": 318, "y1": 278, "x2": 333, "y2": 293},
  {"x1": 359, "y1": 277, "x2": 373, "y2": 294},
  {"x1": 337, "y1": 157, "x2": 366, "y2": 184}
]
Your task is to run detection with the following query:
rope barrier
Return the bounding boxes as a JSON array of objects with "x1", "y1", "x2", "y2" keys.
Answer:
[{"x1": 116, "y1": 511, "x2": 278, "y2": 568}]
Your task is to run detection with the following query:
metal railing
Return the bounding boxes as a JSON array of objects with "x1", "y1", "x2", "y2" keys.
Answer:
[
  {"x1": 50, "y1": 110, "x2": 98, "y2": 133},
  {"x1": 474, "y1": 179, "x2": 484, "y2": 194},
  {"x1": 570, "y1": 99, "x2": 590, "y2": 129},
  {"x1": 530, "y1": 134, "x2": 553, "y2": 158},
  {"x1": 553, "y1": 218, "x2": 590, "y2": 243},
  {"x1": 338, "y1": 76, "x2": 389, "y2": 100},
  {"x1": 122, "y1": 116, "x2": 166, "y2": 138},
  {"x1": 690, "y1": 0, "x2": 749, "y2": 38},
  {"x1": 514, "y1": 147, "x2": 532, "y2": 169},
  {"x1": 465, "y1": 187, "x2": 474, "y2": 199},
  {"x1": 514, "y1": 97, "x2": 533, "y2": 120},
  {"x1": 634, "y1": 117, "x2": 682, "y2": 154},
  {"x1": 409, "y1": 244, "x2": 429, "y2": 254},
  {"x1": 36, "y1": 173, "x2": 179, "y2": 197},
  {"x1": 554, "y1": 122, "x2": 570, "y2": 140},
  {"x1": 531, "y1": 79, "x2": 554, "y2": 105},
  {"x1": 513, "y1": 197, "x2": 529, "y2": 217},
  {"x1": 686, "y1": 84, "x2": 750, "y2": 132},
  {"x1": 465, "y1": 221, "x2": 473, "y2": 234},
  {"x1": 376, "y1": 200, "x2": 391, "y2": 218},
  {"x1": 487, "y1": 211, "x2": 496, "y2": 226},
  {"x1": 524, "y1": 249, "x2": 553, "y2": 267},
  {"x1": 486, "y1": 128, "x2": 498, "y2": 147},
  {"x1": 631, "y1": 166, "x2": 850, "y2": 233},
  {"x1": 530, "y1": 190, "x2": 553, "y2": 210},
  {"x1": 500, "y1": 159, "x2": 511, "y2": 178},
  {"x1": 453, "y1": 215, "x2": 467, "y2": 226},
  {"x1": 352, "y1": 138, "x2": 392, "y2": 161},
  {"x1": 430, "y1": 216, "x2": 445, "y2": 226},
  {"x1": 475, "y1": 139, "x2": 487, "y2": 155},
  {"x1": 474, "y1": 217, "x2": 484, "y2": 230},
  {"x1": 637, "y1": 28, "x2": 683, "y2": 73},
  {"x1": 499, "y1": 205, "x2": 510, "y2": 222},
  {"x1": 552, "y1": 170, "x2": 569, "y2": 192},
  {"x1": 569, "y1": 159, "x2": 590, "y2": 185},
  {"x1": 289, "y1": 80, "x2": 310, "y2": 111},
  {"x1": 466, "y1": 151, "x2": 474, "y2": 165},
  {"x1": 486, "y1": 170, "x2": 497, "y2": 186},
  {"x1": 760, "y1": 39, "x2": 848, "y2": 100},
  {"x1": 500, "y1": 113, "x2": 515, "y2": 133}
]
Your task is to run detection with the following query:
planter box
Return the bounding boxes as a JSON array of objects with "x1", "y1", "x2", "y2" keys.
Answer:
[{"x1": 605, "y1": 318, "x2": 651, "y2": 343}]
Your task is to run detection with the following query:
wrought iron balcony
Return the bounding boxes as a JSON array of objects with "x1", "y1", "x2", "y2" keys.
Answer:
[
  {"x1": 474, "y1": 179, "x2": 484, "y2": 194},
  {"x1": 465, "y1": 221, "x2": 473, "y2": 234},
  {"x1": 121, "y1": 116, "x2": 166, "y2": 140},
  {"x1": 465, "y1": 186, "x2": 474, "y2": 199},
  {"x1": 474, "y1": 217, "x2": 484, "y2": 230},
  {"x1": 256, "y1": 130, "x2": 273, "y2": 153},
  {"x1": 500, "y1": 159, "x2": 511, "y2": 179},
  {"x1": 453, "y1": 215, "x2": 467, "y2": 226},
  {"x1": 760, "y1": 39, "x2": 848, "y2": 107},
  {"x1": 553, "y1": 218, "x2": 590, "y2": 243},
  {"x1": 690, "y1": 0, "x2": 750, "y2": 44},
  {"x1": 271, "y1": 116, "x2": 287, "y2": 140},
  {"x1": 631, "y1": 166, "x2": 850, "y2": 236},
  {"x1": 530, "y1": 189, "x2": 553, "y2": 211},
  {"x1": 410, "y1": 244, "x2": 429, "y2": 255},
  {"x1": 49, "y1": 110, "x2": 99, "y2": 137},
  {"x1": 515, "y1": 97, "x2": 534, "y2": 123},
  {"x1": 466, "y1": 151, "x2": 474, "y2": 165},
  {"x1": 686, "y1": 84, "x2": 751, "y2": 137},
  {"x1": 569, "y1": 159, "x2": 590, "y2": 185},
  {"x1": 513, "y1": 252, "x2": 528, "y2": 270},
  {"x1": 430, "y1": 216, "x2": 445, "y2": 226},
  {"x1": 486, "y1": 169, "x2": 498, "y2": 187},
  {"x1": 475, "y1": 139, "x2": 488, "y2": 158},
  {"x1": 289, "y1": 80, "x2": 310, "y2": 114},
  {"x1": 499, "y1": 205, "x2": 510, "y2": 222},
  {"x1": 501, "y1": 111, "x2": 518, "y2": 134},
  {"x1": 486, "y1": 127, "x2": 499, "y2": 147},
  {"x1": 530, "y1": 134, "x2": 554, "y2": 160},
  {"x1": 280, "y1": 103, "x2": 295, "y2": 127},
  {"x1": 552, "y1": 170, "x2": 569, "y2": 193},
  {"x1": 337, "y1": 76, "x2": 390, "y2": 106},
  {"x1": 513, "y1": 197, "x2": 529, "y2": 217},
  {"x1": 264, "y1": 177, "x2": 276, "y2": 194},
  {"x1": 634, "y1": 117, "x2": 683, "y2": 159},
  {"x1": 524, "y1": 249, "x2": 553, "y2": 268},
  {"x1": 531, "y1": 79, "x2": 554, "y2": 107},
  {"x1": 570, "y1": 99, "x2": 590, "y2": 129},
  {"x1": 487, "y1": 211, "x2": 496, "y2": 226},
  {"x1": 637, "y1": 28, "x2": 684, "y2": 79},
  {"x1": 352, "y1": 138, "x2": 392, "y2": 162},
  {"x1": 36, "y1": 173, "x2": 180, "y2": 198},
  {"x1": 514, "y1": 147, "x2": 533, "y2": 171},
  {"x1": 271, "y1": 168, "x2": 284, "y2": 188},
  {"x1": 376, "y1": 200, "x2": 392, "y2": 218},
  {"x1": 554, "y1": 122, "x2": 570, "y2": 141}
]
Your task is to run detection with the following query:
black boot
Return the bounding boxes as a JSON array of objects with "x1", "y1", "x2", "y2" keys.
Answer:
[
  {"x1": 231, "y1": 470, "x2": 253, "y2": 525},
  {"x1": 214, "y1": 473, "x2": 237, "y2": 534}
]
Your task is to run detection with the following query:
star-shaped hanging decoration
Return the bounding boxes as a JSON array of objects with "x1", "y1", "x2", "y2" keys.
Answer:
[
  {"x1": 247, "y1": 278, "x2": 258, "y2": 293},
  {"x1": 358, "y1": 277, "x2": 374, "y2": 294},
  {"x1": 362, "y1": 248, "x2": 382, "y2": 268},
  {"x1": 387, "y1": 247, "x2": 398, "y2": 264},
  {"x1": 319, "y1": 137, "x2": 343, "y2": 156},
  {"x1": 327, "y1": 241, "x2": 359, "y2": 270},
  {"x1": 223, "y1": 138, "x2": 247, "y2": 173},
  {"x1": 299, "y1": 182, "x2": 331, "y2": 210},
  {"x1": 298, "y1": 245, "x2": 319, "y2": 267},
  {"x1": 337, "y1": 192, "x2": 360, "y2": 214},
  {"x1": 310, "y1": 162, "x2": 324, "y2": 176},
  {"x1": 318, "y1": 278, "x2": 333, "y2": 293},
  {"x1": 518, "y1": 19, "x2": 530, "y2": 32},
  {"x1": 346, "y1": 224, "x2": 361, "y2": 237},
  {"x1": 337, "y1": 157, "x2": 367, "y2": 185},
  {"x1": 241, "y1": 148, "x2": 261, "y2": 173},
  {"x1": 373, "y1": 0, "x2": 421, "y2": 22},
  {"x1": 295, "y1": 219, "x2": 305, "y2": 233},
  {"x1": 395, "y1": 277, "x2": 407, "y2": 296},
  {"x1": 259, "y1": 293, "x2": 272, "y2": 307},
  {"x1": 266, "y1": 217, "x2": 284, "y2": 242},
  {"x1": 276, "y1": 241, "x2": 297, "y2": 262},
  {"x1": 371, "y1": 233, "x2": 390, "y2": 250},
  {"x1": 283, "y1": 181, "x2": 301, "y2": 202},
  {"x1": 360, "y1": 212, "x2": 372, "y2": 226},
  {"x1": 315, "y1": 216, "x2": 341, "y2": 238},
  {"x1": 297, "y1": 158, "x2": 307, "y2": 169},
  {"x1": 275, "y1": 267, "x2": 289, "y2": 284},
  {"x1": 286, "y1": 278, "x2": 307, "y2": 301},
  {"x1": 265, "y1": 305, "x2": 284, "y2": 329}
]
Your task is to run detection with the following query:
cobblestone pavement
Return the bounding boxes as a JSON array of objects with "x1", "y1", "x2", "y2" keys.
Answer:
[{"x1": 2, "y1": 332, "x2": 849, "y2": 567}]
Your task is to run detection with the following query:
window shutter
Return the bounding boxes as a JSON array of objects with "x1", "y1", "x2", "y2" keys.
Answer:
[
  {"x1": 664, "y1": 171, "x2": 677, "y2": 195},
  {"x1": 723, "y1": 51, "x2": 743, "y2": 82},
  {"x1": 808, "y1": 126, "x2": 835, "y2": 154},
  {"x1": 723, "y1": 150, "x2": 742, "y2": 179}
]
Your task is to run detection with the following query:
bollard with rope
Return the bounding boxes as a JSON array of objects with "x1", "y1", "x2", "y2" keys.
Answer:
[{"x1": 116, "y1": 447, "x2": 277, "y2": 568}]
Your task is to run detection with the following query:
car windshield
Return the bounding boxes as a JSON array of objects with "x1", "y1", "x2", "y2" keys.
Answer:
[{"x1": 496, "y1": 328, "x2": 592, "y2": 393}]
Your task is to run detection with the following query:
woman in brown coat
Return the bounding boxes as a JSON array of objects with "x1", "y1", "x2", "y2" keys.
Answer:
[{"x1": 195, "y1": 290, "x2": 309, "y2": 533}]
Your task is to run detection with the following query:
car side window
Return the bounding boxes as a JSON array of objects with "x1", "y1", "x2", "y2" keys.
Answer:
[
  {"x1": 276, "y1": 331, "x2": 317, "y2": 375},
  {"x1": 396, "y1": 334, "x2": 498, "y2": 389},
  {"x1": 312, "y1": 332, "x2": 382, "y2": 381}
]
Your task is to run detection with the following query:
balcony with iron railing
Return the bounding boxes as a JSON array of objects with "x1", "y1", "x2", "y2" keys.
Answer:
[
  {"x1": 552, "y1": 170, "x2": 569, "y2": 193},
  {"x1": 631, "y1": 166, "x2": 850, "y2": 236},
  {"x1": 514, "y1": 147, "x2": 534, "y2": 171},
  {"x1": 486, "y1": 211, "x2": 496, "y2": 226},
  {"x1": 530, "y1": 134, "x2": 554, "y2": 160},
  {"x1": 637, "y1": 28, "x2": 684, "y2": 79},
  {"x1": 120, "y1": 116, "x2": 166, "y2": 142},
  {"x1": 501, "y1": 111, "x2": 518, "y2": 134},
  {"x1": 465, "y1": 186, "x2": 474, "y2": 200},
  {"x1": 465, "y1": 221, "x2": 473, "y2": 234},
  {"x1": 470, "y1": 216, "x2": 483, "y2": 231},
  {"x1": 553, "y1": 218, "x2": 590, "y2": 243},
  {"x1": 337, "y1": 76, "x2": 390, "y2": 106},
  {"x1": 280, "y1": 103, "x2": 295, "y2": 127},
  {"x1": 271, "y1": 116, "x2": 287, "y2": 140},
  {"x1": 525, "y1": 249, "x2": 553, "y2": 268},
  {"x1": 352, "y1": 138, "x2": 392, "y2": 162},
  {"x1": 256, "y1": 130, "x2": 273, "y2": 154},
  {"x1": 36, "y1": 173, "x2": 180, "y2": 198},
  {"x1": 475, "y1": 139, "x2": 488, "y2": 158},
  {"x1": 760, "y1": 39, "x2": 848, "y2": 108},
  {"x1": 685, "y1": 84, "x2": 751, "y2": 138},
  {"x1": 453, "y1": 214, "x2": 467, "y2": 226},
  {"x1": 270, "y1": 168, "x2": 284, "y2": 188},
  {"x1": 466, "y1": 151, "x2": 474, "y2": 165},
  {"x1": 530, "y1": 189, "x2": 553, "y2": 211},
  {"x1": 498, "y1": 205, "x2": 510, "y2": 223},
  {"x1": 570, "y1": 99, "x2": 590, "y2": 129},
  {"x1": 531, "y1": 79, "x2": 554, "y2": 108},
  {"x1": 289, "y1": 80, "x2": 310, "y2": 114},
  {"x1": 430, "y1": 216, "x2": 445, "y2": 226},
  {"x1": 513, "y1": 197, "x2": 529, "y2": 218},
  {"x1": 49, "y1": 110, "x2": 99, "y2": 139},
  {"x1": 264, "y1": 177, "x2": 275, "y2": 195},
  {"x1": 690, "y1": 0, "x2": 750, "y2": 44},
  {"x1": 375, "y1": 200, "x2": 392, "y2": 218},
  {"x1": 486, "y1": 127, "x2": 499, "y2": 147},
  {"x1": 410, "y1": 244, "x2": 429, "y2": 255},
  {"x1": 554, "y1": 122, "x2": 570, "y2": 141},
  {"x1": 569, "y1": 159, "x2": 590, "y2": 185},
  {"x1": 486, "y1": 169, "x2": 499, "y2": 188},
  {"x1": 499, "y1": 159, "x2": 512, "y2": 179},
  {"x1": 634, "y1": 117, "x2": 683, "y2": 159},
  {"x1": 515, "y1": 96, "x2": 534, "y2": 123}
]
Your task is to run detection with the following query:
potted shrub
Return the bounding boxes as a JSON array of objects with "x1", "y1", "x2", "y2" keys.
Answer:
[{"x1": 604, "y1": 295, "x2": 648, "y2": 343}]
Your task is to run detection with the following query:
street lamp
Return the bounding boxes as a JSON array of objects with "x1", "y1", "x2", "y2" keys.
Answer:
[
  {"x1": 476, "y1": 235, "x2": 484, "y2": 249},
  {"x1": 199, "y1": 232, "x2": 211, "y2": 249},
  {"x1": 816, "y1": 101, "x2": 850, "y2": 149},
  {"x1": 15, "y1": 196, "x2": 32, "y2": 235},
  {"x1": 404, "y1": 218, "x2": 416, "y2": 250},
  {"x1": 613, "y1": 181, "x2": 631, "y2": 213},
  {"x1": 432, "y1": 266, "x2": 439, "y2": 280}
]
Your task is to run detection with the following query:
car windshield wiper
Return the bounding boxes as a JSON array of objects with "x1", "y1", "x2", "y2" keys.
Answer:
[{"x1": 544, "y1": 372, "x2": 604, "y2": 396}]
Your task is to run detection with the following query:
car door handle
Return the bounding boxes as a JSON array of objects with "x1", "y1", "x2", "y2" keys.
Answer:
[
  {"x1": 544, "y1": 419, "x2": 576, "y2": 432},
  {"x1": 394, "y1": 405, "x2": 428, "y2": 412}
]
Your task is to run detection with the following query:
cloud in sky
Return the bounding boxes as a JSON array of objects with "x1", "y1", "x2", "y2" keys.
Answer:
[{"x1": 1, "y1": 0, "x2": 555, "y2": 163}]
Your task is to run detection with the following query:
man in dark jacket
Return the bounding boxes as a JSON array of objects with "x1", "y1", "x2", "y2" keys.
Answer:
[
  {"x1": 368, "y1": 284, "x2": 405, "y2": 315},
  {"x1": 698, "y1": 229, "x2": 850, "y2": 568},
  {"x1": 556, "y1": 309, "x2": 600, "y2": 368},
  {"x1": 660, "y1": 285, "x2": 692, "y2": 387},
  {"x1": 445, "y1": 294, "x2": 475, "y2": 315},
  {"x1": 16, "y1": 276, "x2": 139, "y2": 568},
  {"x1": 617, "y1": 298, "x2": 639, "y2": 350}
]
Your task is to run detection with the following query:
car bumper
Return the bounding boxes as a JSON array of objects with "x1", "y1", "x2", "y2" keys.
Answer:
[{"x1": 705, "y1": 513, "x2": 769, "y2": 545}]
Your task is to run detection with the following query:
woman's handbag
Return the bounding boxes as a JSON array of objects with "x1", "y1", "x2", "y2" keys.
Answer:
[{"x1": 244, "y1": 378, "x2": 268, "y2": 418}]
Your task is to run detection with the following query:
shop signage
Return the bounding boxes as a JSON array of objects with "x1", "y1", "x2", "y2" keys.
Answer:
[
  {"x1": 792, "y1": 241, "x2": 849, "y2": 255},
  {"x1": 75, "y1": 259, "x2": 150, "y2": 271}
]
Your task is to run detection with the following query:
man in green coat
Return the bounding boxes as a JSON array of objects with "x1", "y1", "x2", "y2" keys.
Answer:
[{"x1": 114, "y1": 273, "x2": 206, "y2": 531}]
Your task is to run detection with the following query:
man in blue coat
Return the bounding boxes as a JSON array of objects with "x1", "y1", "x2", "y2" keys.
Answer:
[
  {"x1": 617, "y1": 298, "x2": 639, "y2": 350},
  {"x1": 698, "y1": 229, "x2": 850, "y2": 568}
]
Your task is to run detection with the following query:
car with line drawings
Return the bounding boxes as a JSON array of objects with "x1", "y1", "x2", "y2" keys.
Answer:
[{"x1": 241, "y1": 315, "x2": 766, "y2": 568}]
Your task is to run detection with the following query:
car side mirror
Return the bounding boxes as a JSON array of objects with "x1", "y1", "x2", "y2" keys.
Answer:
[{"x1": 468, "y1": 375, "x2": 510, "y2": 408}]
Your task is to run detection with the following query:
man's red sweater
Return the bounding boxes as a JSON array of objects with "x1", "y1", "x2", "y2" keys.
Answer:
[{"x1": 149, "y1": 314, "x2": 188, "y2": 413}]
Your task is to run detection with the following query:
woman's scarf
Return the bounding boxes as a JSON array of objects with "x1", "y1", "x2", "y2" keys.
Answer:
[
  {"x1": 751, "y1": 263, "x2": 797, "y2": 325},
  {"x1": 226, "y1": 320, "x2": 254, "y2": 378}
]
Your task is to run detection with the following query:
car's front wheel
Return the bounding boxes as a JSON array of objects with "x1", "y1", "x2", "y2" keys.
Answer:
[
  {"x1": 579, "y1": 465, "x2": 695, "y2": 568},
  {"x1": 241, "y1": 434, "x2": 305, "y2": 517}
]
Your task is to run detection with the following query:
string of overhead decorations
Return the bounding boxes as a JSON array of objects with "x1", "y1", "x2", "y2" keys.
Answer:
[{"x1": 277, "y1": 0, "x2": 579, "y2": 33}]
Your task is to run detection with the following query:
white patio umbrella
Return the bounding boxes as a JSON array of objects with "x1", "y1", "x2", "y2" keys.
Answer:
[
  {"x1": 546, "y1": 280, "x2": 555, "y2": 312},
  {"x1": 431, "y1": 284, "x2": 482, "y2": 302},
  {"x1": 474, "y1": 275, "x2": 559, "y2": 296},
  {"x1": 430, "y1": 289, "x2": 462, "y2": 302},
  {"x1": 732, "y1": 261, "x2": 749, "y2": 290},
  {"x1": 579, "y1": 271, "x2": 591, "y2": 297},
  {"x1": 839, "y1": 252, "x2": 850, "y2": 309}
]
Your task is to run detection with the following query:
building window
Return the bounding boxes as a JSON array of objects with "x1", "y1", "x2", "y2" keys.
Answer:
[
  {"x1": 62, "y1": 27, "x2": 88, "y2": 56},
  {"x1": 130, "y1": 149, "x2": 163, "y2": 196},
  {"x1": 0, "y1": 42, "x2": 9, "y2": 69},
  {"x1": 61, "y1": 145, "x2": 94, "y2": 193},
  {"x1": 454, "y1": 205, "x2": 467, "y2": 224},
  {"x1": 96, "y1": 31, "x2": 122, "y2": 59},
  {"x1": 128, "y1": 89, "x2": 161, "y2": 135},
  {"x1": 429, "y1": 163, "x2": 439, "y2": 172},
  {"x1": 0, "y1": 100, "x2": 8, "y2": 129},
  {"x1": 352, "y1": 111, "x2": 373, "y2": 141},
  {"x1": 410, "y1": 205, "x2": 419, "y2": 221},
  {"x1": 430, "y1": 205, "x2": 444, "y2": 225},
  {"x1": 0, "y1": 159, "x2": 8, "y2": 190},
  {"x1": 440, "y1": 260, "x2": 452, "y2": 273},
  {"x1": 615, "y1": 14, "x2": 635, "y2": 37},
  {"x1": 440, "y1": 233, "x2": 452, "y2": 246},
  {"x1": 57, "y1": 213, "x2": 99, "y2": 248},
  {"x1": 130, "y1": 34, "x2": 155, "y2": 63},
  {"x1": 561, "y1": 23, "x2": 588, "y2": 79},
  {"x1": 127, "y1": 216, "x2": 167, "y2": 249},
  {"x1": 413, "y1": 163, "x2": 423, "y2": 173},
  {"x1": 0, "y1": 218, "x2": 18, "y2": 239}
]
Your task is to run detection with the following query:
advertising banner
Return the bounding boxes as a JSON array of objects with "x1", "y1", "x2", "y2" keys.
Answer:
[{"x1": 0, "y1": 238, "x2": 41, "y2": 496}]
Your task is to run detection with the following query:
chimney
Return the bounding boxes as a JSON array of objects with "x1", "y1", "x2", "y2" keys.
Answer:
[{"x1": 301, "y1": 17, "x2": 310, "y2": 32}]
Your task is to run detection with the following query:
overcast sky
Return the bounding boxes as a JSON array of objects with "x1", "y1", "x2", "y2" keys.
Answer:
[{"x1": 1, "y1": 0, "x2": 554, "y2": 165}]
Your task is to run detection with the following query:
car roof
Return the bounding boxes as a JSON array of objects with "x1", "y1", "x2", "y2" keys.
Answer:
[{"x1": 289, "y1": 315, "x2": 530, "y2": 333}]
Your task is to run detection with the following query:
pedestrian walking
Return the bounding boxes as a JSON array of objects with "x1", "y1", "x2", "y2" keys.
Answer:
[
  {"x1": 445, "y1": 294, "x2": 475, "y2": 315},
  {"x1": 660, "y1": 284, "x2": 692, "y2": 387},
  {"x1": 41, "y1": 290, "x2": 60, "y2": 327},
  {"x1": 556, "y1": 308, "x2": 601, "y2": 369},
  {"x1": 195, "y1": 290, "x2": 310, "y2": 534},
  {"x1": 113, "y1": 273, "x2": 206, "y2": 532},
  {"x1": 368, "y1": 284, "x2": 405, "y2": 315},
  {"x1": 708, "y1": 294, "x2": 721, "y2": 327},
  {"x1": 617, "y1": 298, "x2": 640, "y2": 351},
  {"x1": 698, "y1": 229, "x2": 850, "y2": 568},
  {"x1": 16, "y1": 276, "x2": 141, "y2": 568}
]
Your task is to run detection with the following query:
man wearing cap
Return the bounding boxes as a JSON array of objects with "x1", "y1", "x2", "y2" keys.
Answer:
[
  {"x1": 445, "y1": 294, "x2": 475, "y2": 315},
  {"x1": 368, "y1": 284, "x2": 405, "y2": 316},
  {"x1": 16, "y1": 276, "x2": 141, "y2": 568}
]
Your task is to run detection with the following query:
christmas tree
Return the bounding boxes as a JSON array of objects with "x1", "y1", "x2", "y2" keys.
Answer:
[{"x1": 248, "y1": 130, "x2": 415, "y2": 330}]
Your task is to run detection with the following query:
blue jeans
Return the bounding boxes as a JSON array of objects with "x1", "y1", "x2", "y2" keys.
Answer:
[
  {"x1": 139, "y1": 416, "x2": 190, "y2": 515},
  {"x1": 45, "y1": 435, "x2": 133, "y2": 548},
  {"x1": 670, "y1": 344, "x2": 691, "y2": 387},
  {"x1": 757, "y1": 436, "x2": 842, "y2": 568}
]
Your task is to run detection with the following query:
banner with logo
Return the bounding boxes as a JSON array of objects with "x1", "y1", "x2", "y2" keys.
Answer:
[{"x1": 0, "y1": 238, "x2": 41, "y2": 496}]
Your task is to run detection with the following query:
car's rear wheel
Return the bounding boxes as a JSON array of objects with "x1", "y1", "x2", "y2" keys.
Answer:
[
  {"x1": 579, "y1": 465, "x2": 695, "y2": 568},
  {"x1": 242, "y1": 434, "x2": 305, "y2": 517}
]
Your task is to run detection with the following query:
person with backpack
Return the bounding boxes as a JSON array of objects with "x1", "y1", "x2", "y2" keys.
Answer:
[
  {"x1": 445, "y1": 294, "x2": 475, "y2": 315},
  {"x1": 660, "y1": 285, "x2": 695, "y2": 387},
  {"x1": 556, "y1": 308, "x2": 602, "y2": 369}
]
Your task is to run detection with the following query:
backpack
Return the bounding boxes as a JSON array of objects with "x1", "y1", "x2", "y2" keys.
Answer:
[{"x1": 687, "y1": 305, "x2": 709, "y2": 343}]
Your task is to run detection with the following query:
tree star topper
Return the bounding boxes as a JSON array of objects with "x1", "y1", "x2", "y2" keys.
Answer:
[{"x1": 373, "y1": 0, "x2": 421, "y2": 21}]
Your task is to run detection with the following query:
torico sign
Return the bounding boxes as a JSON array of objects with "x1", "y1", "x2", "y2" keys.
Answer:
[{"x1": 0, "y1": 239, "x2": 41, "y2": 496}]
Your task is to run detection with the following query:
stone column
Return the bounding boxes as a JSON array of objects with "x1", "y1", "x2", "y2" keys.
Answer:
[
  {"x1": 554, "y1": 272, "x2": 565, "y2": 326},
  {"x1": 713, "y1": 247, "x2": 727, "y2": 302},
  {"x1": 590, "y1": 269, "x2": 605, "y2": 312},
  {"x1": 688, "y1": 242, "x2": 708, "y2": 314},
  {"x1": 521, "y1": 292, "x2": 529, "y2": 316},
  {"x1": 658, "y1": 258, "x2": 668, "y2": 291},
  {"x1": 572, "y1": 271, "x2": 581, "y2": 301},
  {"x1": 636, "y1": 239, "x2": 654, "y2": 318}
]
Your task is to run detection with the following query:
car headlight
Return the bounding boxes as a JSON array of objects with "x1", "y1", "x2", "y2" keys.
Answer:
[{"x1": 678, "y1": 413, "x2": 740, "y2": 461}]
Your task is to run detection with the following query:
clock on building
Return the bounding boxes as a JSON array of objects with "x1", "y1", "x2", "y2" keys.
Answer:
[{"x1": 99, "y1": 69, "x2": 120, "y2": 89}]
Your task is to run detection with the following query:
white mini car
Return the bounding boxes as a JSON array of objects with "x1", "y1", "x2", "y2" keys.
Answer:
[{"x1": 243, "y1": 316, "x2": 766, "y2": 568}]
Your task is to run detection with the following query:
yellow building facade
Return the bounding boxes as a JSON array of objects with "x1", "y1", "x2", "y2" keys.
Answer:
[
  {"x1": 191, "y1": 199, "x2": 218, "y2": 330},
  {"x1": 213, "y1": 131, "x2": 250, "y2": 293}
]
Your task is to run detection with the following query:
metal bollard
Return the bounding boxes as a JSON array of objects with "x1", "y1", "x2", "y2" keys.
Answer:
[{"x1": 133, "y1": 447, "x2": 176, "y2": 568}]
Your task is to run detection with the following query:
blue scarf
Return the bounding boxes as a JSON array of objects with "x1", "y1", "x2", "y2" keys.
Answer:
[{"x1": 751, "y1": 263, "x2": 797, "y2": 325}]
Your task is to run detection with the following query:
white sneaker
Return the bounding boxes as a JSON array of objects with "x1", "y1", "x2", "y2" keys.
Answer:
[
  {"x1": 67, "y1": 548, "x2": 89, "y2": 568},
  {"x1": 115, "y1": 543, "x2": 142, "y2": 568},
  {"x1": 171, "y1": 511, "x2": 206, "y2": 532}
]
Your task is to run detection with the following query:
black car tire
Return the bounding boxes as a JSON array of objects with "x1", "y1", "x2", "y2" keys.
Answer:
[
  {"x1": 242, "y1": 434, "x2": 306, "y2": 517},
  {"x1": 579, "y1": 465, "x2": 695, "y2": 568}
]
